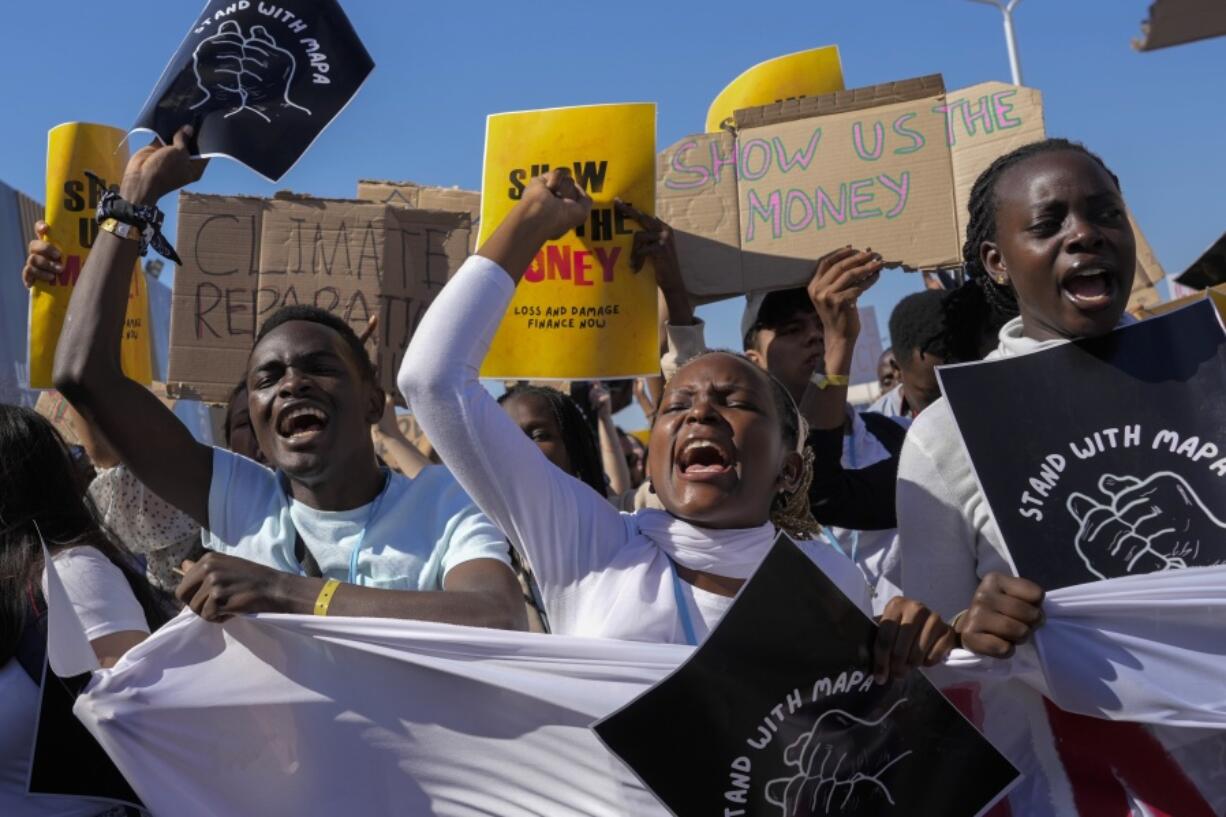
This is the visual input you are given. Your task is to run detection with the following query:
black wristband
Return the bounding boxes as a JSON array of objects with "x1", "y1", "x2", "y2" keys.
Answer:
[{"x1": 86, "y1": 171, "x2": 181, "y2": 265}]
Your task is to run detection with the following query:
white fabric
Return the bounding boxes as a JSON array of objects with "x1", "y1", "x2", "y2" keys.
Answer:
[
  {"x1": 46, "y1": 563, "x2": 1226, "y2": 817},
  {"x1": 398, "y1": 255, "x2": 872, "y2": 642},
  {"x1": 633, "y1": 510, "x2": 778, "y2": 580},
  {"x1": 866, "y1": 383, "x2": 906, "y2": 418},
  {"x1": 897, "y1": 314, "x2": 1221, "y2": 816},
  {"x1": 0, "y1": 547, "x2": 147, "y2": 817},
  {"x1": 205, "y1": 449, "x2": 510, "y2": 588}
]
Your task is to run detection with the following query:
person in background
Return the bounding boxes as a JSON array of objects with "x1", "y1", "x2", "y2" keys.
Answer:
[
  {"x1": 52, "y1": 128, "x2": 524, "y2": 630},
  {"x1": 618, "y1": 428, "x2": 647, "y2": 488},
  {"x1": 876, "y1": 347, "x2": 900, "y2": 395},
  {"x1": 372, "y1": 395, "x2": 432, "y2": 479},
  {"x1": 0, "y1": 405, "x2": 168, "y2": 817},
  {"x1": 222, "y1": 380, "x2": 265, "y2": 464},
  {"x1": 589, "y1": 381, "x2": 634, "y2": 497},
  {"x1": 401, "y1": 168, "x2": 953, "y2": 689},
  {"x1": 897, "y1": 138, "x2": 1216, "y2": 815},
  {"x1": 869, "y1": 290, "x2": 951, "y2": 419}
]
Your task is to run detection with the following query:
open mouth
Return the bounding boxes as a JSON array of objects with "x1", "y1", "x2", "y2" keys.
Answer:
[
  {"x1": 1061, "y1": 267, "x2": 1116, "y2": 311},
  {"x1": 275, "y1": 404, "x2": 330, "y2": 443},
  {"x1": 675, "y1": 438, "x2": 735, "y2": 480}
]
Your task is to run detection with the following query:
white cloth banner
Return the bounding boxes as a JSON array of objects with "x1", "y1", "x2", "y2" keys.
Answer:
[{"x1": 49, "y1": 564, "x2": 1226, "y2": 816}]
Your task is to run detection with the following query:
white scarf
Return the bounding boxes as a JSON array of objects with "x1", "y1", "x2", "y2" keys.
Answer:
[{"x1": 632, "y1": 508, "x2": 776, "y2": 579}]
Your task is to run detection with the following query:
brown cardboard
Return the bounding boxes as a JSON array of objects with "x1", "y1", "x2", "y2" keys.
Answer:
[
  {"x1": 168, "y1": 191, "x2": 469, "y2": 403},
  {"x1": 944, "y1": 82, "x2": 1046, "y2": 243},
  {"x1": 657, "y1": 75, "x2": 961, "y2": 298},
  {"x1": 357, "y1": 179, "x2": 482, "y2": 251}
]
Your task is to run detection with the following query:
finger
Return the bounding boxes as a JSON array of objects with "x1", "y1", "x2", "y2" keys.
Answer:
[
  {"x1": 1067, "y1": 491, "x2": 1102, "y2": 524},
  {"x1": 828, "y1": 253, "x2": 884, "y2": 292},
  {"x1": 889, "y1": 608, "x2": 926, "y2": 679},
  {"x1": 966, "y1": 609, "x2": 1032, "y2": 645},
  {"x1": 614, "y1": 198, "x2": 659, "y2": 230},
  {"x1": 998, "y1": 574, "x2": 1045, "y2": 606},
  {"x1": 815, "y1": 246, "x2": 859, "y2": 275},
  {"x1": 1099, "y1": 474, "x2": 1142, "y2": 497},
  {"x1": 961, "y1": 631, "x2": 1017, "y2": 659},
  {"x1": 24, "y1": 266, "x2": 56, "y2": 286},
  {"x1": 358, "y1": 313, "x2": 379, "y2": 345},
  {"x1": 984, "y1": 591, "x2": 1044, "y2": 625},
  {"x1": 924, "y1": 626, "x2": 959, "y2": 666},
  {"x1": 29, "y1": 239, "x2": 61, "y2": 262},
  {"x1": 873, "y1": 618, "x2": 898, "y2": 684},
  {"x1": 34, "y1": 220, "x2": 49, "y2": 239},
  {"x1": 188, "y1": 157, "x2": 209, "y2": 183},
  {"x1": 172, "y1": 125, "x2": 195, "y2": 152}
]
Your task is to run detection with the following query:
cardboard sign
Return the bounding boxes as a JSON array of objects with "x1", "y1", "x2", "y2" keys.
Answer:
[
  {"x1": 134, "y1": 0, "x2": 373, "y2": 182},
  {"x1": 661, "y1": 75, "x2": 960, "y2": 298},
  {"x1": 939, "y1": 299, "x2": 1226, "y2": 590},
  {"x1": 705, "y1": 46, "x2": 845, "y2": 134},
  {"x1": 595, "y1": 535, "x2": 1018, "y2": 817},
  {"x1": 168, "y1": 191, "x2": 469, "y2": 402},
  {"x1": 357, "y1": 179, "x2": 482, "y2": 251},
  {"x1": 478, "y1": 103, "x2": 658, "y2": 380},
  {"x1": 28, "y1": 123, "x2": 153, "y2": 389}
]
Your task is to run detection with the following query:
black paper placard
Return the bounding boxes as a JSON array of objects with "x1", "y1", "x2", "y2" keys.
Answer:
[
  {"x1": 594, "y1": 535, "x2": 1018, "y2": 817},
  {"x1": 939, "y1": 300, "x2": 1226, "y2": 591},
  {"x1": 134, "y1": 0, "x2": 373, "y2": 181}
]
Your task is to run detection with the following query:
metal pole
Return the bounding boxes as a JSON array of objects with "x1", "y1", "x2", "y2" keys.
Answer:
[{"x1": 970, "y1": 0, "x2": 1025, "y2": 86}]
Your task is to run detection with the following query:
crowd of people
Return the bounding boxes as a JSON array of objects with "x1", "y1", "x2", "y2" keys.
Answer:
[{"x1": 2, "y1": 124, "x2": 1216, "y2": 816}]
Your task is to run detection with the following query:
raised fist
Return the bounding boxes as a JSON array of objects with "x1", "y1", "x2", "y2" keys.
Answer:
[
  {"x1": 764, "y1": 698, "x2": 912, "y2": 816},
  {"x1": 190, "y1": 21, "x2": 311, "y2": 122},
  {"x1": 1068, "y1": 471, "x2": 1226, "y2": 581}
]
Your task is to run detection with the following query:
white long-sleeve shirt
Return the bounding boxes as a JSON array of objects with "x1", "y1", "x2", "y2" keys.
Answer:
[
  {"x1": 897, "y1": 315, "x2": 1214, "y2": 817},
  {"x1": 398, "y1": 255, "x2": 870, "y2": 643}
]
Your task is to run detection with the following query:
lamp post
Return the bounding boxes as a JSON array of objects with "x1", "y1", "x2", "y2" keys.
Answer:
[{"x1": 970, "y1": 0, "x2": 1025, "y2": 86}]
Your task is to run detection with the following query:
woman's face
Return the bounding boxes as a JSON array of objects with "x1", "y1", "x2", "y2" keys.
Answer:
[
  {"x1": 648, "y1": 353, "x2": 799, "y2": 529},
  {"x1": 983, "y1": 150, "x2": 1136, "y2": 342},
  {"x1": 502, "y1": 393, "x2": 574, "y2": 476}
]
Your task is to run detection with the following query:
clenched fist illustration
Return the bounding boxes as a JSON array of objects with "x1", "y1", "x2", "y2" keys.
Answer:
[
  {"x1": 1068, "y1": 471, "x2": 1226, "y2": 581},
  {"x1": 190, "y1": 21, "x2": 311, "y2": 122},
  {"x1": 764, "y1": 699, "x2": 912, "y2": 816}
]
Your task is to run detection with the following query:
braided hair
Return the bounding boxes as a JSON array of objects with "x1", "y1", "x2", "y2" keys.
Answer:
[
  {"x1": 498, "y1": 385, "x2": 607, "y2": 496},
  {"x1": 946, "y1": 138, "x2": 1123, "y2": 361}
]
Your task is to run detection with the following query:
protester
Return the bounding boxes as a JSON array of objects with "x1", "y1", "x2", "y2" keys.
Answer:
[
  {"x1": 876, "y1": 347, "x2": 900, "y2": 394},
  {"x1": 868, "y1": 290, "x2": 951, "y2": 419},
  {"x1": 372, "y1": 395, "x2": 432, "y2": 478},
  {"x1": 0, "y1": 405, "x2": 167, "y2": 816},
  {"x1": 897, "y1": 137, "x2": 1217, "y2": 814},
  {"x1": 51, "y1": 128, "x2": 525, "y2": 630},
  {"x1": 400, "y1": 169, "x2": 953, "y2": 687},
  {"x1": 222, "y1": 380, "x2": 264, "y2": 464},
  {"x1": 589, "y1": 381, "x2": 634, "y2": 496}
]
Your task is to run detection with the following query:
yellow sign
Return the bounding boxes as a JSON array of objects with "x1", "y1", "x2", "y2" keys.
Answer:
[
  {"x1": 29, "y1": 122, "x2": 152, "y2": 388},
  {"x1": 478, "y1": 103, "x2": 657, "y2": 380},
  {"x1": 705, "y1": 46, "x2": 844, "y2": 133}
]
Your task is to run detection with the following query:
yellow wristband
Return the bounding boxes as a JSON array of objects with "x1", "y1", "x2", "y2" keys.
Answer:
[
  {"x1": 99, "y1": 217, "x2": 142, "y2": 242},
  {"x1": 810, "y1": 372, "x2": 850, "y2": 389},
  {"x1": 314, "y1": 578, "x2": 341, "y2": 616}
]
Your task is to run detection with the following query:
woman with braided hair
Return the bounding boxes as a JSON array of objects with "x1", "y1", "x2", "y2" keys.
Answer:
[
  {"x1": 401, "y1": 169, "x2": 953, "y2": 687},
  {"x1": 897, "y1": 138, "x2": 1216, "y2": 815}
]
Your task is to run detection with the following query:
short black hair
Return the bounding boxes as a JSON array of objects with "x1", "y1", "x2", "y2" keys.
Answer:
[
  {"x1": 889, "y1": 290, "x2": 952, "y2": 363},
  {"x1": 498, "y1": 385, "x2": 606, "y2": 496},
  {"x1": 255, "y1": 305, "x2": 376, "y2": 382},
  {"x1": 743, "y1": 288, "x2": 814, "y2": 351}
]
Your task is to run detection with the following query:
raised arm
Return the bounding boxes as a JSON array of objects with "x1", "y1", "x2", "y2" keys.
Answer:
[
  {"x1": 53, "y1": 128, "x2": 212, "y2": 526},
  {"x1": 399, "y1": 170, "x2": 630, "y2": 592}
]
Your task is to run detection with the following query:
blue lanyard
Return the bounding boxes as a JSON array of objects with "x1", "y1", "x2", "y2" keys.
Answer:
[
  {"x1": 345, "y1": 471, "x2": 391, "y2": 586},
  {"x1": 670, "y1": 563, "x2": 699, "y2": 646}
]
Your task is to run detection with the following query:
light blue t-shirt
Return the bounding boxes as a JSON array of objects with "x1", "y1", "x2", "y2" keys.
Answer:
[{"x1": 205, "y1": 448, "x2": 509, "y2": 590}]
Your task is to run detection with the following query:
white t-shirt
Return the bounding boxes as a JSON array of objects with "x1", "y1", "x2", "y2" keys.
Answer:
[
  {"x1": 205, "y1": 450, "x2": 510, "y2": 589},
  {"x1": 399, "y1": 255, "x2": 872, "y2": 643},
  {"x1": 0, "y1": 547, "x2": 148, "y2": 817}
]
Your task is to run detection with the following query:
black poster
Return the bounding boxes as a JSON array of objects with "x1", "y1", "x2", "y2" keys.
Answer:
[
  {"x1": 940, "y1": 299, "x2": 1226, "y2": 591},
  {"x1": 594, "y1": 536, "x2": 1018, "y2": 817},
  {"x1": 134, "y1": 0, "x2": 373, "y2": 182}
]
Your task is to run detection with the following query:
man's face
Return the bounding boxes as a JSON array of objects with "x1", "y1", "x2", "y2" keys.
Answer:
[
  {"x1": 245, "y1": 321, "x2": 381, "y2": 484},
  {"x1": 897, "y1": 348, "x2": 944, "y2": 416},
  {"x1": 748, "y1": 308, "x2": 823, "y2": 400},
  {"x1": 877, "y1": 350, "x2": 900, "y2": 392}
]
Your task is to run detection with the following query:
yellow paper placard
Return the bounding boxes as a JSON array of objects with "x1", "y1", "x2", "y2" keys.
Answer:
[
  {"x1": 705, "y1": 46, "x2": 844, "y2": 133},
  {"x1": 478, "y1": 103, "x2": 657, "y2": 380},
  {"x1": 28, "y1": 122, "x2": 152, "y2": 388}
]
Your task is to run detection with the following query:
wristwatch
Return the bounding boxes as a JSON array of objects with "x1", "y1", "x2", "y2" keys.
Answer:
[{"x1": 810, "y1": 372, "x2": 850, "y2": 390}]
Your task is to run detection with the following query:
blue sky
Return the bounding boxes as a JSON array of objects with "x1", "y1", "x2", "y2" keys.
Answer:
[{"x1": 2, "y1": 1, "x2": 1223, "y2": 424}]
